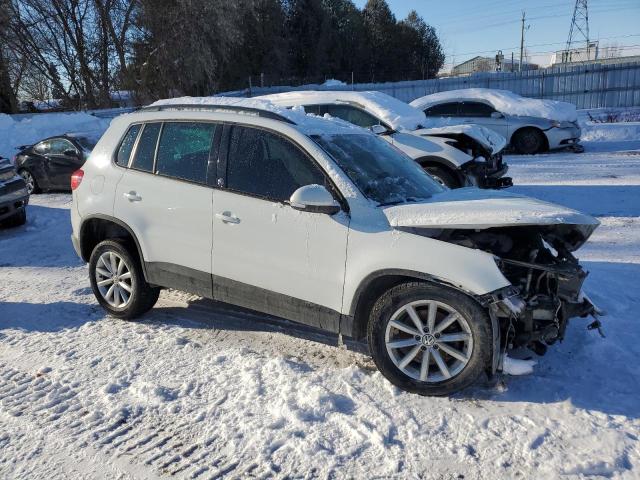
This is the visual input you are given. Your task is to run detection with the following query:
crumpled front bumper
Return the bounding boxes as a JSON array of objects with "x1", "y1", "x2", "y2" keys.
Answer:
[
  {"x1": 462, "y1": 154, "x2": 513, "y2": 189},
  {"x1": 545, "y1": 124, "x2": 582, "y2": 150}
]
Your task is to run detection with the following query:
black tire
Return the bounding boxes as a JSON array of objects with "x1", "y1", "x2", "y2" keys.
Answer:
[
  {"x1": 423, "y1": 165, "x2": 460, "y2": 189},
  {"x1": 18, "y1": 169, "x2": 40, "y2": 194},
  {"x1": 89, "y1": 239, "x2": 160, "y2": 319},
  {"x1": 367, "y1": 282, "x2": 492, "y2": 396},
  {"x1": 2, "y1": 208, "x2": 26, "y2": 228},
  {"x1": 512, "y1": 128, "x2": 546, "y2": 155}
]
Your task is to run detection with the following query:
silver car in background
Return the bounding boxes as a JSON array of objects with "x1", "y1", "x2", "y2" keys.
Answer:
[{"x1": 411, "y1": 88, "x2": 582, "y2": 155}]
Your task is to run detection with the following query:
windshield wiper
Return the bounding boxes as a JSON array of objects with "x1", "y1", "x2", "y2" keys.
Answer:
[{"x1": 377, "y1": 197, "x2": 422, "y2": 207}]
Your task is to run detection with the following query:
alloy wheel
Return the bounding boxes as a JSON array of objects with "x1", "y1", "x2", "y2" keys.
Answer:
[
  {"x1": 94, "y1": 251, "x2": 133, "y2": 308},
  {"x1": 20, "y1": 170, "x2": 35, "y2": 194},
  {"x1": 385, "y1": 300, "x2": 473, "y2": 382}
]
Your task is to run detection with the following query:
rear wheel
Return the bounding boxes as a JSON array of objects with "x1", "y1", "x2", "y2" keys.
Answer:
[
  {"x1": 89, "y1": 240, "x2": 160, "y2": 319},
  {"x1": 512, "y1": 128, "x2": 545, "y2": 155},
  {"x1": 367, "y1": 282, "x2": 491, "y2": 396},
  {"x1": 423, "y1": 165, "x2": 460, "y2": 189},
  {"x1": 18, "y1": 169, "x2": 39, "y2": 194}
]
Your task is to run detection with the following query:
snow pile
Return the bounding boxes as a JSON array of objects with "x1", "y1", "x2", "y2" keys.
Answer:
[
  {"x1": 322, "y1": 79, "x2": 347, "y2": 87},
  {"x1": 257, "y1": 90, "x2": 428, "y2": 131},
  {"x1": 0, "y1": 112, "x2": 110, "y2": 159},
  {"x1": 502, "y1": 356, "x2": 537, "y2": 375},
  {"x1": 581, "y1": 122, "x2": 640, "y2": 142},
  {"x1": 410, "y1": 88, "x2": 578, "y2": 122},
  {"x1": 150, "y1": 96, "x2": 363, "y2": 136}
]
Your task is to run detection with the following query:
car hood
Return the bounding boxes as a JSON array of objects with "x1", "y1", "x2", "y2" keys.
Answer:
[
  {"x1": 389, "y1": 132, "x2": 472, "y2": 167},
  {"x1": 382, "y1": 188, "x2": 599, "y2": 251},
  {"x1": 414, "y1": 124, "x2": 507, "y2": 156}
]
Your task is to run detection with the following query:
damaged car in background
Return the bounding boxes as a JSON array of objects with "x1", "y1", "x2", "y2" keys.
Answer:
[{"x1": 258, "y1": 90, "x2": 512, "y2": 189}]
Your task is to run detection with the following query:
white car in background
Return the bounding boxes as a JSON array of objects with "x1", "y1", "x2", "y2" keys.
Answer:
[
  {"x1": 71, "y1": 97, "x2": 601, "y2": 396},
  {"x1": 410, "y1": 88, "x2": 583, "y2": 155},
  {"x1": 258, "y1": 90, "x2": 511, "y2": 189}
]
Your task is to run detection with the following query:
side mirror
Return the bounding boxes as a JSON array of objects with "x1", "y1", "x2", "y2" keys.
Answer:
[
  {"x1": 289, "y1": 184, "x2": 340, "y2": 215},
  {"x1": 64, "y1": 149, "x2": 79, "y2": 157},
  {"x1": 369, "y1": 124, "x2": 388, "y2": 135},
  {"x1": 490, "y1": 111, "x2": 504, "y2": 119}
]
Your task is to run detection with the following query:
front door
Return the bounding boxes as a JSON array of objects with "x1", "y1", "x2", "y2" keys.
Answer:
[
  {"x1": 113, "y1": 121, "x2": 218, "y2": 297},
  {"x1": 46, "y1": 138, "x2": 84, "y2": 189},
  {"x1": 211, "y1": 125, "x2": 349, "y2": 332},
  {"x1": 457, "y1": 101, "x2": 509, "y2": 138}
]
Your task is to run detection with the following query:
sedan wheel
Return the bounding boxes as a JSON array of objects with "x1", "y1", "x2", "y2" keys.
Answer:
[
  {"x1": 19, "y1": 169, "x2": 37, "y2": 194},
  {"x1": 385, "y1": 300, "x2": 473, "y2": 382}
]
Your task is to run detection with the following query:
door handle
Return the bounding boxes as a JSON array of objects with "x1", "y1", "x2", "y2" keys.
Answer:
[
  {"x1": 215, "y1": 212, "x2": 240, "y2": 224},
  {"x1": 123, "y1": 191, "x2": 142, "y2": 202}
]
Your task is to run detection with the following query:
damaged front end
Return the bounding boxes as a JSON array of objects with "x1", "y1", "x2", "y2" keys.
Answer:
[{"x1": 464, "y1": 225, "x2": 602, "y2": 357}]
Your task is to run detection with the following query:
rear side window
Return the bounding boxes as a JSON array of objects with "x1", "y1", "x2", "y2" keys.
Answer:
[
  {"x1": 116, "y1": 124, "x2": 142, "y2": 167},
  {"x1": 130, "y1": 123, "x2": 161, "y2": 172},
  {"x1": 155, "y1": 122, "x2": 216, "y2": 184},
  {"x1": 424, "y1": 102, "x2": 459, "y2": 117},
  {"x1": 226, "y1": 126, "x2": 326, "y2": 202},
  {"x1": 34, "y1": 141, "x2": 50, "y2": 154},
  {"x1": 323, "y1": 105, "x2": 381, "y2": 128},
  {"x1": 49, "y1": 138, "x2": 76, "y2": 155},
  {"x1": 302, "y1": 105, "x2": 322, "y2": 115}
]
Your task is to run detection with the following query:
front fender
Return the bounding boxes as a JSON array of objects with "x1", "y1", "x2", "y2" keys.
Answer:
[{"x1": 342, "y1": 225, "x2": 511, "y2": 316}]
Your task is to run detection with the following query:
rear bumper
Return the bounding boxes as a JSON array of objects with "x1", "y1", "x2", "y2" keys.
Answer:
[
  {"x1": 71, "y1": 233, "x2": 82, "y2": 259},
  {"x1": 0, "y1": 179, "x2": 29, "y2": 221}
]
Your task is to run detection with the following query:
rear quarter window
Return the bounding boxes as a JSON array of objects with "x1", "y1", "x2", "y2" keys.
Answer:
[{"x1": 116, "y1": 124, "x2": 142, "y2": 167}]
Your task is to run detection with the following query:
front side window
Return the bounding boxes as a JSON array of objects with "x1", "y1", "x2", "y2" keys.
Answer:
[
  {"x1": 459, "y1": 102, "x2": 495, "y2": 117},
  {"x1": 324, "y1": 104, "x2": 381, "y2": 129},
  {"x1": 130, "y1": 123, "x2": 161, "y2": 172},
  {"x1": 116, "y1": 124, "x2": 142, "y2": 167},
  {"x1": 424, "y1": 103, "x2": 459, "y2": 117},
  {"x1": 302, "y1": 105, "x2": 322, "y2": 115},
  {"x1": 34, "y1": 141, "x2": 50, "y2": 155},
  {"x1": 49, "y1": 138, "x2": 76, "y2": 155},
  {"x1": 312, "y1": 133, "x2": 444, "y2": 205},
  {"x1": 226, "y1": 126, "x2": 326, "y2": 202},
  {"x1": 155, "y1": 122, "x2": 216, "y2": 184}
]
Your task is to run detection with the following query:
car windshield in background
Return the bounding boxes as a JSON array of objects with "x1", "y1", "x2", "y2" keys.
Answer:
[{"x1": 312, "y1": 133, "x2": 444, "y2": 205}]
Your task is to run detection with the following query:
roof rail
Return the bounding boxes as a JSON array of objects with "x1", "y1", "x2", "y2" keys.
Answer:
[{"x1": 138, "y1": 104, "x2": 296, "y2": 124}]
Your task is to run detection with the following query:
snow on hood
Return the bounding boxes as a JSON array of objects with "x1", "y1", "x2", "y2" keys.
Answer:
[
  {"x1": 149, "y1": 96, "x2": 364, "y2": 136},
  {"x1": 383, "y1": 188, "x2": 598, "y2": 240},
  {"x1": 410, "y1": 88, "x2": 578, "y2": 122},
  {"x1": 415, "y1": 124, "x2": 507, "y2": 155},
  {"x1": 257, "y1": 90, "x2": 428, "y2": 131}
]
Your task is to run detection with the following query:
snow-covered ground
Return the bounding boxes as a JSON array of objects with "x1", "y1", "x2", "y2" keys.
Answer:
[{"x1": 1, "y1": 124, "x2": 639, "y2": 479}]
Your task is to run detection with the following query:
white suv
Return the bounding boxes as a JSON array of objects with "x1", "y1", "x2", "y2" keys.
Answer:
[{"x1": 71, "y1": 97, "x2": 601, "y2": 396}]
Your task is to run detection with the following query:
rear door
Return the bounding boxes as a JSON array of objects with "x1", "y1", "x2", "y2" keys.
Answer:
[
  {"x1": 113, "y1": 121, "x2": 219, "y2": 297},
  {"x1": 210, "y1": 124, "x2": 350, "y2": 331}
]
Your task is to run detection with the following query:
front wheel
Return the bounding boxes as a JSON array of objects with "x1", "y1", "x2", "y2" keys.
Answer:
[
  {"x1": 423, "y1": 165, "x2": 460, "y2": 189},
  {"x1": 89, "y1": 240, "x2": 160, "y2": 319},
  {"x1": 18, "y1": 169, "x2": 39, "y2": 194},
  {"x1": 512, "y1": 128, "x2": 545, "y2": 155},
  {"x1": 367, "y1": 282, "x2": 492, "y2": 396}
]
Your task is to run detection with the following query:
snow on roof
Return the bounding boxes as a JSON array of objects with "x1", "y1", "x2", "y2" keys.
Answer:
[
  {"x1": 257, "y1": 90, "x2": 428, "y2": 131},
  {"x1": 149, "y1": 96, "x2": 364, "y2": 136},
  {"x1": 410, "y1": 88, "x2": 578, "y2": 122}
]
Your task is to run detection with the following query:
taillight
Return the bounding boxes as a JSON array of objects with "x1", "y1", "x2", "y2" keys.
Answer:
[{"x1": 71, "y1": 169, "x2": 84, "y2": 190}]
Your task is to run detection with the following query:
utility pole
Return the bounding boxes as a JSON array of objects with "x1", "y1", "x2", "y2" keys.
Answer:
[{"x1": 519, "y1": 11, "x2": 526, "y2": 72}]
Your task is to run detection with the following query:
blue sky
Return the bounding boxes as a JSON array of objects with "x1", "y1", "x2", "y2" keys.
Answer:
[{"x1": 353, "y1": 0, "x2": 640, "y2": 70}]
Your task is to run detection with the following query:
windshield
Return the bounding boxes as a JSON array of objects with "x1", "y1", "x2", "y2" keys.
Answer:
[{"x1": 312, "y1": 133, "x2": 444, "y2": 205}]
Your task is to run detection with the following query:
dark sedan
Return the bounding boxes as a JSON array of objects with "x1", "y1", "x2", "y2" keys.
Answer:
[{"x1": 14, "y1": 134, "x2": 97, "y2": 194}]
